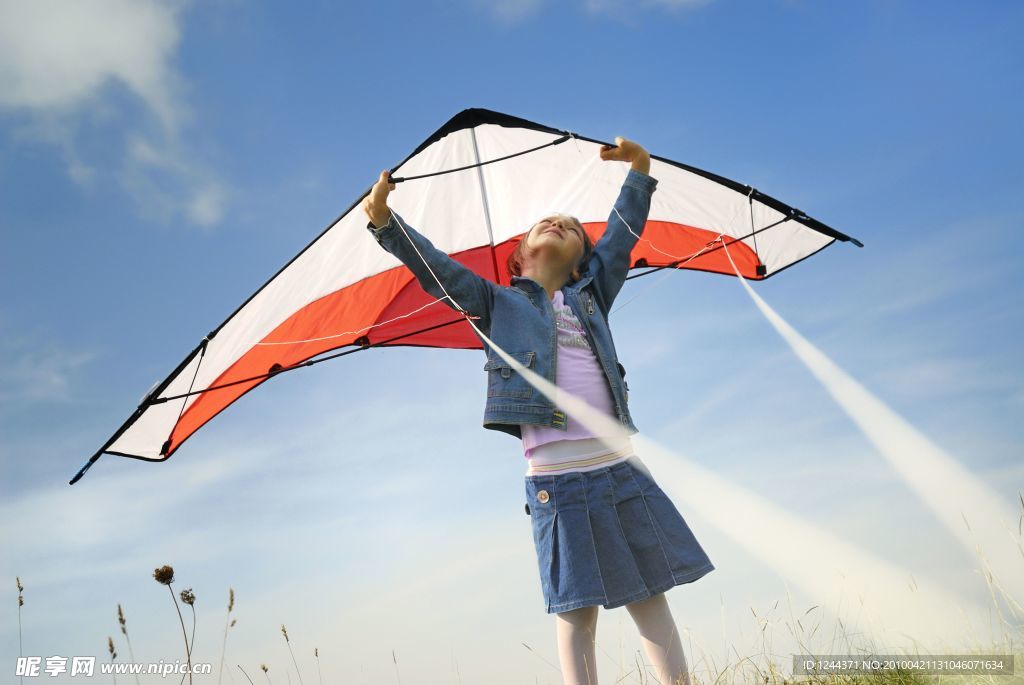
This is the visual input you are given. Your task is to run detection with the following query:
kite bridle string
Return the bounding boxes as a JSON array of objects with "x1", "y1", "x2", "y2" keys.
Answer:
[
  {"x1": 177, "y1": 159, "x2": 765, "y2": 395},
  {"x1": 385, "y1": 211, "x2": 530, "y2": 366},
  {"x1": 71, "y1": 127, "x2": 842, "y2": 486},
  {"x1": 251, "y1": 138, "x2": 764, "y2": 346},
  {"x1": 718, "y1": 227, "x2": 746, "y2": 281},
  {"x1": 747, "y1": 186, "x2": 762, "y2": 264},
  {"x1": 383, "y1": 202, "x2": 715, "y2": 325},
  {"x1": 609, "y1": 204, "x2": 724, "y2": 315},
  {"x1": 612, "y1": 205, "x2": 722, "y2": 266},
  {"x1": 84, "y1": 182, "x2": 760, "y2": 475},
  {"x1": 253, "y1": 298, "x2": 451, "y2": 346},
  {"x1": 250, "y1": 136, "x2": 579, "y2": 348},
  {"x1": 383, "y1": 203, "x2": 722, "y2": 358},
  {"x1": 623, "y1": 215, "x2": 788, "y2": 284},
  {"x1": 251, "y1": 184, "x2": 734, "y2": 345},
  {"x1": 387, "y1": 209, "x2": 481, "y2": 323},
  {"x1": 250, "y1": 204, "x2": 724, "y2": 346}
]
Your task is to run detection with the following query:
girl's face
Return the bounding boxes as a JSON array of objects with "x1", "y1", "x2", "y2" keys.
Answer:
[{"x1": 522, "y1": 214, "x2": 586, "y2": 271}]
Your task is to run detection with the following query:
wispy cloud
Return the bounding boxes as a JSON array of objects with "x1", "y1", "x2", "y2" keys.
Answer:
[
  {"x1": 120, "y1": 134, "x2": 228, "y2": 227},
  {"x1": 472, "y1": 0, "x2": 714, "y2": 23},
  {"x1": 0, "y1": 336, "x2": 97, "y2": 405},
  {"x1": 469, "y1": 0, "x2": 545, "y2": 24},
  {"x1": 584, "y1": 0, "x2": 714, "y2": 15},
  {"x1": 0, "y1": 0, "x2": 228, "y2": 227}
]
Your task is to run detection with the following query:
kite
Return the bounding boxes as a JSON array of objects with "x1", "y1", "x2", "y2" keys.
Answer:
[{"x1": 69, "y1": 108, "x2": 862, "y2": 484}]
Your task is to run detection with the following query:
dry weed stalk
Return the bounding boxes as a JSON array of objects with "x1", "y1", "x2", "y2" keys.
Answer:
[
  {"x1": 236, "y1": 664, "x2": 255, "y2": 685},
  {"x1": 107, "y1": 636, "x2": 117, "y2": 684},
  {"x1": 116, "y1": 604, "x2": 140, "y2": 685},
  {"x1": 392, "y1": 649, "x2": 403, "y2": 685},
  {"x1": 16, "y1": 577, "x2": 24, "y2": 685},
  {"x1": 219, "y1": 587, "x2": 237, "y2": 685},
  {"x1": 153, "y1": 565, "x2": 193, "y2": 685},
  {"x1": 280, "y1": 624, "x2": 304, "y2": 685}
]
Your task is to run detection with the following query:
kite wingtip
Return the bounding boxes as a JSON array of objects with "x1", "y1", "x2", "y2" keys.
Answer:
[{"x1": 69, "y1": 453, "x2": 101, "y2": 486}]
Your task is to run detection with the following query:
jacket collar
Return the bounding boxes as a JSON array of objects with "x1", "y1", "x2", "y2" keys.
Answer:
[{"x1": 510, "y1": 273, "x2": 593, "y2": 292}]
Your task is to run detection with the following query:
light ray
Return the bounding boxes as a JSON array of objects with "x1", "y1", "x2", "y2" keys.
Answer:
[{"x1": 718, "y1": 238, "x2": 1024, "y2": 610}]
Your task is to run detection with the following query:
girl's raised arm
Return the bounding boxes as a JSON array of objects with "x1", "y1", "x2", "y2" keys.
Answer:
[
  {"x1": 588, "y1": 138, "x2": 658, "y2": 309},
  {"x1": 362, "y1": 171, "x2": 496, "y2": 331}
]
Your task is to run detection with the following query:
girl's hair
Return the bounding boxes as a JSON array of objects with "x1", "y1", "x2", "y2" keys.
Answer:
[{"x1": 506, "y1": 215, "x2": 594, "y2": 283}]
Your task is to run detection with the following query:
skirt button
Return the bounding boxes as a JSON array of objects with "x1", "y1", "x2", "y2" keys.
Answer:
[{"x1": 537, "y1": 489, "x2": 549, "y2": 503}]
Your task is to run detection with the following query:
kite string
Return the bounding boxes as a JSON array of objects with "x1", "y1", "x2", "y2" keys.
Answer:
[
  {"x1": 251, "y1": 135, "x2": 574, "y2": 348},
  {"x1": 718, "y1": 225, "x2": 747, "y2": 281},
  {"x1": 388, "y1": 209, "x2": 476, "y2": 319},
  {"x1": 256, "y1": 201, "x2": 724, "y2": 346},
  {"x1": 384, "y1": 208, "x2": 640, "y2": 455},
  {"x1": 252, "y1": 167, "x2": 743, "y2": 347},
  {"x1": 613, "y1": 205, "x2": 725, "y2": 264},
  {"x1": 608, "y1": 205, "x2": 724, "y2": 314},
  {"x1": 387, "y1": 211, "x2": 563, "y2": 380},
  {"x1": 158, "y1": 205, "x2": 725, "y2": 400},
  {"x1": 248, "y1": 204, "x2": 477, "y2": 348},
  {"x1": 558, "y1": 132, "x2": 723, "y2": 268}
]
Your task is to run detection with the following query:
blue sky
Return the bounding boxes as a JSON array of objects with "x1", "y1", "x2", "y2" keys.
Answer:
[{"x1": 2, "y1": 1, "x2": 1023, "y2": 682}]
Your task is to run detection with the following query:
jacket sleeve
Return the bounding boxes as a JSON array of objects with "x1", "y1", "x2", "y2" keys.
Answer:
[
  {"x1": 365, "y1": 210, "x2": 495, "y2": 331},
  {"x1": 586, "y1": 168, "x2": 658, "y2": 309}
]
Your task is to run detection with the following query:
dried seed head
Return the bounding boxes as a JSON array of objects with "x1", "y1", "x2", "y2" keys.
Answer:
[
  {"x1": 117, "y1": 604, "x2": 126, "y2": 631},
  {"x1": 18, "y1": 596, "x2": 24, "y2": 607},
  {"x1": 260, "y1": 664, "x2": 268, "y2": 673},
  {"x1": 16, "y1": 577, "x2": 23, "y2": 592},
  {"x1": 280, "y1": 624, "x2": 289, "y2": 641},
  {"x1": 314, "y1": 648, "x2": 318, "y2": 658},
  {"x1": 153, "y1": 565, "x2": 175, "y2": 585},
  {"x1": 230, "y1": 619, "x2": 237, "y2": 628},
  {"x1": 180, "y1": 588, "x2": 196, "y2": 606},
  {"x1": 107, "y1": 636, "x2": 117, "y2": 659},
  {"x1": 228, "y1": 587, "x2": 235, "y2": 612}
]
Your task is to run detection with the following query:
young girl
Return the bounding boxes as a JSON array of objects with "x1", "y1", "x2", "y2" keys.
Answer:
[{"x1": 363, "y1": 137, "x2": 714, "y2": 685}]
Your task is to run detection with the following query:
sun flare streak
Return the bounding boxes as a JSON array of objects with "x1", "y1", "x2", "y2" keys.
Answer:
[{"x1": 718, "y1": 240, "x2": 1024, "y2": 612}]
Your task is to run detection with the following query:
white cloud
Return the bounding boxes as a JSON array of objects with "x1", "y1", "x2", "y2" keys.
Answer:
[
  {"x1": 0, "y1": 0, "x2": 184, "y2": 128},
  {"x1": 0, "y1": 0, "x2": 228, "y2": 227}
]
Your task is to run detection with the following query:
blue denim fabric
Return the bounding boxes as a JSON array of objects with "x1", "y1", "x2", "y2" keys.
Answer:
[
  {"x1": 367, "y1": 168, "x2": 658, "y2": 439},
  {"x1": 525, "y1": 456, "x2": 715, "y2": 613}
]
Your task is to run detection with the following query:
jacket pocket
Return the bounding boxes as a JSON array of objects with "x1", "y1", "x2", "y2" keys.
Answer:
[{"x1": 484, "y1": 351, "x2": 536, "y2": 399}]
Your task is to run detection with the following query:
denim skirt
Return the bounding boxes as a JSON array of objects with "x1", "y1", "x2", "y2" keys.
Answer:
[{"x1": 524, "y1": 455, "x2": 714, "y2": 614}]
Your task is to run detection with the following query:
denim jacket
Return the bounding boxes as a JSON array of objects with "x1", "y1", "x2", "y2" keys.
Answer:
[{"x1": 366, "y1": 168, "x2": 658, "y2": 439}]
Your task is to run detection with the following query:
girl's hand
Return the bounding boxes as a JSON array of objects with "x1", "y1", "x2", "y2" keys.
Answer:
[
  {"x1": 599, "y1": 136, "x2": 651, "y2": 175},
  {"x1": 362, "y1": 170, "x2": 395, "y2": 228}
]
